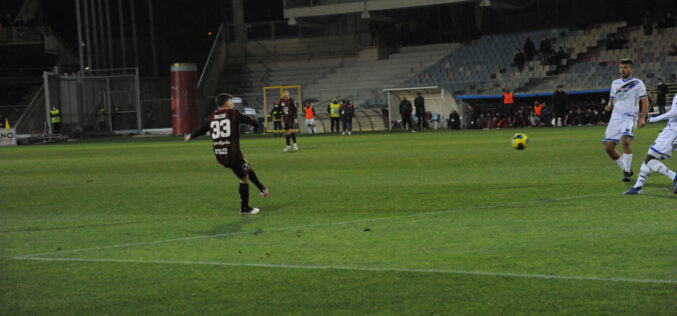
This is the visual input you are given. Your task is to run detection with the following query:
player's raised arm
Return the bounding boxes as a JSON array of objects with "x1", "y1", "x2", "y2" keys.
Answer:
[
  {"x1": 185, "y1": 119, "x2": 210, "y2": 142},
  {"x1": 236, "y1": 111, "x2": 260, "y2": 131}
]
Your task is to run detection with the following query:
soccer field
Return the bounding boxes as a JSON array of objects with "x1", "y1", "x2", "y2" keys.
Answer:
[{"x1": 1, "y1": 126, "x2": 676, "y2": 315}]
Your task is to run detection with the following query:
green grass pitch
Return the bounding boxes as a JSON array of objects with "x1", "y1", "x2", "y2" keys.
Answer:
[{"x1": 1, "y1": 126, "x2": 676, "y2": 315}]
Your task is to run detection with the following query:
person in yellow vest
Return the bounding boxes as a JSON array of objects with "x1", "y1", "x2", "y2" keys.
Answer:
[
  {"x1": 270, "y1": 101, "x2": 283, "y2": 136},
  {"x1": 97, "y1": 106, "x2": 107, "y2": 131},
  {"x1": 303, "y1": 100, "x2": 316, "y2": 134},
  {"x1": 327, "y1": 97, "x2": 341, "y2": 134},
  {"x1": 50, "y1": 106, "x2": 61, "y2": 134}
]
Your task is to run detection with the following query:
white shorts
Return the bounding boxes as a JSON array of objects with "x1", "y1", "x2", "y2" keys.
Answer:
[
  {"x1": 648, "y1": 126, "x2": 677, "y2": 159},
  {"x1": 305, "y1": 118, "x2": 315, "y2": 126},
  {"x1": 603, "y1": 113, "x2": 637, "y2": 144}
]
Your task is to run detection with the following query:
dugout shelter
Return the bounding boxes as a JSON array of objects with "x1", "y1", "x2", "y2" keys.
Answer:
[{"x1": 384, "y1": 86, "x2": 460, "y2": 130}]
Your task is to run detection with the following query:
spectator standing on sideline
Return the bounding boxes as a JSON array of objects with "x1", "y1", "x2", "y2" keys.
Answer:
[
  {"x1": 656, "y1": 78, "x2": 668, "y2": 114},
  {"x1": 97, "y1": 107, "x2": 107, "y2": 131},
  {"x1": 514, "y1": 107, "x2": 529, "y2": 128},
  {"x1": 541, "y1": 101, "x2": 553, "y2": 127},
  {"x1": 50, "y1": 106, "x2": 61, "y2": 134},
  {"x1": 465, "y1": 105, "x2": 476, "y2": 129},
  {"x1": 533, "y1": 100, "x2": 543, "y2": 120},
  {"x1": 524, "y1": 37, "x2": 535, "y2": 61},
  {"x1": 303, "y1": 100, "x2": 316, "y2": 135},
  {"x1": 552, "y1": 86, "x2": 568, "y2": 127},
  {"x1": 328, "y1": 97, "x2": 341, "y2": 134},
  {"x1": 414, "y1": 92, "x2": 426, "y2": 130},
  {"x1": 341, "y1": 99, "x2": 354, "y2": 135},
  {"x1": 270, "y1": 101, "x2": 283, "y2": 136},
  {"x1": 448, "y1": 109, "x2": 460, "y2": 129},
  {"x1": 399, "y1": 95, "x2": 414, "y2": 132},
  {"x1": 502, "y1": 87, "x2": 515, "y2": 126}
]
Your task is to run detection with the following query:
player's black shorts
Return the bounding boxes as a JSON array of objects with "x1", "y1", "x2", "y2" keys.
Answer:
[
  {"x1": 283, "y1": 121, "x2": 295, "y2": 130},
  {"x1": 221, "y1": 156, "x2": 251, "y2": 179}
]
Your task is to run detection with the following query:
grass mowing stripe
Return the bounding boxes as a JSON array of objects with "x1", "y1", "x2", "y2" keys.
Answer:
[
  {"x1": 12, "y1": 256, "x2": 677, "y2": 285},
  {"x1": 14, "y1": 192, "x2": 616, "y2": 259}
]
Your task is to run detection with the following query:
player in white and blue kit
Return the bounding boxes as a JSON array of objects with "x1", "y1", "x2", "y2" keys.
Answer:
[
  {"x1": 624, "y1": 92, "x2": 677, "y2": 194},
  {"x1": 603, "y1": 59, "x2": 650, "y2": 182}
]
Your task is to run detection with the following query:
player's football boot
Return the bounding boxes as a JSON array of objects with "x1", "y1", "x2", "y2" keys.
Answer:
[
  {"x1": 293, "y1": 143, "x2": 298, "y2": 151},
  {"x1": 283, "y1": 146, "x2": 290, "y2": 152},
  {"x1": 622, "y1": 170, "x2": 634, "y2": 182},
  {"x1": 623, "y1": 187, "x2": 642, "y2": 195},
  {"x1": 673, "y1": 175, "x2": 677, "y2": 194},
  {"x1": 261, "y1": 188, "x2": 269, "y2": 198},
  {"x1": 240, "y1": 207, "x2": 260, "y2": 215}
]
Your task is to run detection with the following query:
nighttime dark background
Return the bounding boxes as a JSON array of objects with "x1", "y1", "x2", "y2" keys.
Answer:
[{"x1": 1, "y1": 0, "x2": 283, "y2": 74}]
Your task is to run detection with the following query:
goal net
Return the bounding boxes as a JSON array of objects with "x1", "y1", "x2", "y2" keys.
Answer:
[
  {"x1": 383, "y1": 86, "x2": 460, "y2": 130},
  {"x1": 263, "y1": 85, "x2": 302, "y2": 133}
]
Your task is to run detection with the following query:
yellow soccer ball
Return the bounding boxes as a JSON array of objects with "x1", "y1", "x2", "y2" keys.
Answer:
[{"x1": 512, "y1": 133, "x2": 529, "y2": 150}]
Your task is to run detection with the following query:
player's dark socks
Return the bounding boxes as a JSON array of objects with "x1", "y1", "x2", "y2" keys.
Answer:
[
  {"x1": 285, "y1": 134, "x2": 290, "y2": 146},
  {"x1": 248, "y1": 170, "x2": 265, "y2": 192},
  {"x1": 239, "y1": 183, "x2": 249, "y2": 211},
  {"x1": 291, "y1": 133, "x2": 296, "y2": 143}
]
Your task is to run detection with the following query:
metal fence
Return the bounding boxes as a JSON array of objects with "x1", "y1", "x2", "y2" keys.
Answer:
[{"x1": 43, "y1": 68, "x2": 142, "y2": 134}]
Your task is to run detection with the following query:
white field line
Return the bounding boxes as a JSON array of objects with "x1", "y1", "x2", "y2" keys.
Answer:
[
  {"x1": 14, "y1": 193, "x2": 616, "y2": 259},
  {"x1": 12, "y1": 256, "x2": 677, "y2": 285}
]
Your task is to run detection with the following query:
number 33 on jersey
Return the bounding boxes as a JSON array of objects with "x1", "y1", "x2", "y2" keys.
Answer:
[{"x1": 210, "y1": 118, "x2": 231, "y2": 139}]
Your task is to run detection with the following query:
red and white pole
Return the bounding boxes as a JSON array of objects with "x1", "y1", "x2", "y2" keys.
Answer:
[{"x1": 170, "y1": 63, "x2": 198, "y2": 135}]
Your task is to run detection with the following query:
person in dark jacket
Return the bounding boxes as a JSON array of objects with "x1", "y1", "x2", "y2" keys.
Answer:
[
  {"x1": 656, "y1": 79, "x2": 668, "y2": 114},
  {"x1": 465, "y1": 105, "x2": 476, "y2": 129},
  {"x1": 514, "y1": 107, "x2": 529, "y2": 128},
  {"x1": 270, "y1": 101, "x2": 283, "y2": 136},
  {"x1": 414, "y1": 92, "x2": 426, "y2": 130},
  {"x1": 541, "y1": 101, "x2": 553, "y2": 127},
  {"x1": 524, "y1": 37, "x2": 535, "y2": 61},
  {"x1": 340, "y1": 99, "x2": 354, "y2": 135},
  {"x1": 399, "y1": 96, "x2": 414, "y2": 132},
  {"x1": 513, "y1": 49, "x2": 525, "y2": 72},
  {"x1": 552, "y1": 86, "x2": 568, "y2": 127},
  {"x1": 448, "y1": 109, "x2": 461, "y2": 129},
  {"x1": 539, "y1": 35, "x2": 552, "y2": 55}
]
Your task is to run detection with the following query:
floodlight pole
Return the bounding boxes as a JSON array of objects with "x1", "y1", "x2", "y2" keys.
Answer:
[
  {"x1": 148, "y1": 0, "x2": 158, "y2": 76},
  {"x1": 91, "y1": 0, "x2": 100, "y2": 68},
  {"x1": 105, "y1": 0, "x2": 114, "y2": 68},
  {"x1": 96, "y1": 0, "x2": 106, "y2": 68},
  {"x1": 117, "y1": 0, "x2": 127, "y2": 68},
  {"x1": 130, "y1": 0, "x2": 140, "y2": 69},
  {"x1": 83, "y1": 0, "x2": 93, "y2": 69},
  {"x1": 75, "y1": 0, "x2": 85, "y2": 72}
]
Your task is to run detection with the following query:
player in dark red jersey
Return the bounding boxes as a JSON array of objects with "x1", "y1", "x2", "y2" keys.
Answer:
[
  {"x1": 184, "y1": 93, "x2": 268, "y2": 215},
  {"x1": 280, "y1": 90, "x2": 298, "y2": 152}
]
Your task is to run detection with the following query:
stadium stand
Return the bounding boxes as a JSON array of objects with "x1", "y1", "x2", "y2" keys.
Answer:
[
  {"x1": 401, "y1": 22, "x2": 631, "y2": 96},
  {"x1": 195, "y1": 14, "x2": 677, "y2": 132},
  {"x1": 304, "y1": 43, "x2": 460, "y2": 107}
]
